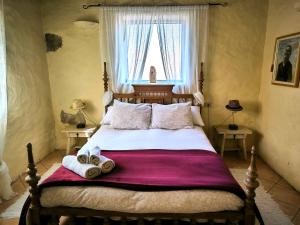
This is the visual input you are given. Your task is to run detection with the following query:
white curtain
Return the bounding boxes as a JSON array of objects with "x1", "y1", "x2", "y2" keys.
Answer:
[
  {"x1": 157, "y1": 6, "x2": 209, "y2": 93},
  {"x1": 0, "y1": 0, "x2": 14, "y2": 202},
  {"x1": 100, "y1": 7, "x2": 154, "y2": 93},
  {"x1": 100, "y1": 6, "x2": 208, "y2": 93}
]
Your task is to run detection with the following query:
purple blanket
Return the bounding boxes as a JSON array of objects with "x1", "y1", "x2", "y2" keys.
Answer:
[
  {"x1": 40, "y1": 150, "x2": 245, "y2": 198},
  {"x1": 20, "y1": 150, "x2": 262, "y2": 225}
]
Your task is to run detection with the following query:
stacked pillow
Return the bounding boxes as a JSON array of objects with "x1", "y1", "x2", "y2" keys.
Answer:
[
  {"x1": 111, "y1": 100, "x2": 151, "y2": 129},
  {"x1": 151, "y1": 102, "x2": 193, "y2": 129},
  {"x1": 101, "y1": 100, "x2": 204, "y2": 130}
]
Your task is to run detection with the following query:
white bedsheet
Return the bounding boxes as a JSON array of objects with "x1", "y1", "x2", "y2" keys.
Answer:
[{"x1": 81, "y1": 125, "x2": 215, "y2": 152}]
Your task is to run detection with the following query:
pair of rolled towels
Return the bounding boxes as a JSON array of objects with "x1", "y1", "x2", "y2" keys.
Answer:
[{"x1": 62, "y1": 146, "x2": 115, "y2": 179}]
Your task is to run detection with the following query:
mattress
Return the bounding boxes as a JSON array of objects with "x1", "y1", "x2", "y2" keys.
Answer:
[
  {"x1": 40, "y1": 126, "x2": 244, "y2": 213},
  {"x1": 41, "y1": 185, "x2": 243, "y2": 213}
]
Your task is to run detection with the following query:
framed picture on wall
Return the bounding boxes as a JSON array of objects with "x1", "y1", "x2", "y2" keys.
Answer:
[{"x1": 271, "y1": 32, "x2": 300, "y2": 87}]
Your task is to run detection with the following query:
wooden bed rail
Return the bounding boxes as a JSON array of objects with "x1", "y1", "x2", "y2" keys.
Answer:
[{"x1": 25, "y1": 143, "x2": 260, "y2": 225}]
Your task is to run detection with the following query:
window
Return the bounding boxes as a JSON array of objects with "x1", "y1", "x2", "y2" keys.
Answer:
[
  {"x1": 127, "y1": 23, "x2": 182, "y2": 82},
  {"x1": 101, "y1": 6, "x2": 208, "y2": 93}
]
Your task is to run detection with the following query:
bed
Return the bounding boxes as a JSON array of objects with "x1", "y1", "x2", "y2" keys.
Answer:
[{"x1": 22, "y1": 62, "x2": 260, "y2": 225}]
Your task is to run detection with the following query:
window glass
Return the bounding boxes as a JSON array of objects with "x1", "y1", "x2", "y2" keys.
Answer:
[
  {"x1": 127, "y1": 23, "x2": 182, "y2": 82},
  {"x1": 142, "y1": 24, "x2": 166, "y2": 80}
]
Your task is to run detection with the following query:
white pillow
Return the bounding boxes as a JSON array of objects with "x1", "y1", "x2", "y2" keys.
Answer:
[
  {"x1": 100, "y1": 106, "x2": 113, "y2": 125},
  {"x1": 151, "y1": 102, "x2": 193, "y2": 129},
  {"x1": 111, "y1": 100, "x2": 151, "y2": 130},
  {"x1": 101, "y1": 104, "x2": 205, "y2": 127},
  {"x1": 191, "y1": 106, "x2": 205, "y2": 126}
]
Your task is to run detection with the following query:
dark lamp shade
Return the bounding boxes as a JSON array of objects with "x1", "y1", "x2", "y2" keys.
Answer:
[{"x1": 225, "y1": 100, "x2": 243, "y2": 111}]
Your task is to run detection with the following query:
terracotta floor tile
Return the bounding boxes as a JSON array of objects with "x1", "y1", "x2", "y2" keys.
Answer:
[
  {"x1": 256, "y1": 162, "x2": 281, "y2": 183},
  {"x1": 270, "y1": 182, "x2": 300, "y2": 207},
  {"x1": 40, "y1": 150, "x2": 64, "y2": 169},
  {"x1": 0, "y1": 218, "x2": 19, "y2": 225},
  {"x1": 259, "y1": 177, "x2": 277, "y2": 192},
  {"x1": 293, "y1": 210, "x2": 300, "y2": 225},
  {"x1": 36, "y1": 161, "x2": 48, "y2": 175},
  {"x1": 12, "y1": 177, "x2": 26, "y2": 194},
  {"x1": 276, "y1": 178, "x2": 298, "y2": 191},
  {"x1": 275, "y1": 199, "x2": 299, "y2": 220},
  {"x1": 223, "y1": 152, "x2": 249, "y2": 169}
]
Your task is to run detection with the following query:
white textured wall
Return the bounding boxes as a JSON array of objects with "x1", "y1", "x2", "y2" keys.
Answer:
[
  {"x1": 257, "y1": 0, "x2": 300, "y2": 191},
  {"x1": 41, "y1": 0, "x2": 102, "y2": 150},
  {"x1": 3, "y1": 0, "x2": 55, "y2": 180},
  {"x1": 42, "y1": 0, "x2": 268, "y2": 150}
]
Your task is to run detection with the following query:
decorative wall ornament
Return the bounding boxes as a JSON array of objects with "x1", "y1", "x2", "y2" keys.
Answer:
[
  {"x1": 45, "y1": 33, "x2": 62, "y2": 52},
  {"x1": 271, "y1": 32, "x2": 300, "y2": 87}
]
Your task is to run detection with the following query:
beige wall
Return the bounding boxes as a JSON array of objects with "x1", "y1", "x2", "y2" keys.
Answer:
[
  {"x1": 257, "y1": 0, "x2": 300, "y2": 191},
  {"x1": 3, "y1": 0, "x2": 55, "y2": 181},
  {"x1": 206, "y1": 0, "x2": 268, "y2": 143},
  {"x1": 41, "y1": 0, "x2": 102, "y2": 150},
  {"x1": 41, "y1": 0, "x2": 268, "y2": 149}
]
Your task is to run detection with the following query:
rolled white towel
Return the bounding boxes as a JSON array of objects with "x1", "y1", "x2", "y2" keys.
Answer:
[
  {"x1": 62, "y1": 155, "x2": 101, "y2": 179},
  {"x1": 99, "y1": 155, "x2": 115, "y2": 174},
  {"x1": 77, "y1": 148, "x2": 89, "y2": 164},
  {"x1": 89, "y1": 146, "x2": 101, "y2": 166}
]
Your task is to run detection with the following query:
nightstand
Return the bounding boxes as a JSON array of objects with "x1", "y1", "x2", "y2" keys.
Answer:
[
  {"x1": 61, "y1": 125, "x2": 96, "y2": 155},
  {"x1": 214, "y1": 125, "x2": 252, "y2": 160}
]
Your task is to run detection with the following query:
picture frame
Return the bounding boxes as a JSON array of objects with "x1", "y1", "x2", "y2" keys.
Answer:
[{"x1": 271, "y1": 32, "x2": 300, "y2": 87}]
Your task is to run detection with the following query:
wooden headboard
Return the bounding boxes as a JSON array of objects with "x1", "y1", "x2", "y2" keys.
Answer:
[{"x1": 103, "y1": 62, "x2": 204, "y2": 105}]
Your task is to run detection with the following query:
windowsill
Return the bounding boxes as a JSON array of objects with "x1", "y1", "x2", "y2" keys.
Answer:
[{"x1": 126, "y1": 80, "x2": 183, "y2": 85}]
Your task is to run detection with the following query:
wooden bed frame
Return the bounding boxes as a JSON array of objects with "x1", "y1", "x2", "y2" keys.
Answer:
[{"x1": 24, "y1": 62, "x2": 260, "y2": 225}]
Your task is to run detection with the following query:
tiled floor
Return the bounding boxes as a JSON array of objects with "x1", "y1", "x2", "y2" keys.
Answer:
[{"x1": 0, "y1": 150, "x2": 299, "y2": 225}]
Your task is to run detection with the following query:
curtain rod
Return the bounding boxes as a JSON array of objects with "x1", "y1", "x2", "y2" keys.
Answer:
[{"x1": 83, "y1": 2, "x2": 228, "y2": 9}]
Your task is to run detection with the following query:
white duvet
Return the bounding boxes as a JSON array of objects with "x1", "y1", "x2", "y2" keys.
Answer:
[{"x1": 40, "y1": 126, "x2": 244, "y2": 213}]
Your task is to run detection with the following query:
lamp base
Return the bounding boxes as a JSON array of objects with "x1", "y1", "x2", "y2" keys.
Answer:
[
  {"x1": 228, "y1": 124, "x2": 238, "y2": 130},
  {"x1": 76, "y1": 123, "x2": 86, "y2": 129}
]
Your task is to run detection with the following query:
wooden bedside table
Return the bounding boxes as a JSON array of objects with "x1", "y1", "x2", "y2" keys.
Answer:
[
  {"x1": 61, "y1": 125, "x2": 96, "y2": 155},
  {"x1": 214, "y1": 125, "x2": 252, "y2": 160}
]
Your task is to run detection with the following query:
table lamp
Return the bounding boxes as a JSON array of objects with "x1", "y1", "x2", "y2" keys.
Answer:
[
  {"x1": 70, "y1": 99, "x2": 87, "y2": 128},
  {"x1": 225, "y1": 100, "x2": 243, "y2": 130},
  {"x1": 70, "y1": 99, "x2": 98, "y2": 127}
]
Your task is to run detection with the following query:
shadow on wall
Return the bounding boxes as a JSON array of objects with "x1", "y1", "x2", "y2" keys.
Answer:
[{"x1": 241, "y1": 100, "x2": 260, "y2": 116}]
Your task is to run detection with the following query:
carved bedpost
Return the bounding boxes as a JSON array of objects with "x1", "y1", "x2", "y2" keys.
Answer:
[
  {"x1": 244, "y1": 146, "x2": 259, "y2": 225},
  {"x1": 25, "y1": 143, "x2": 41, "y2": 225},
  {"x1": 199, "y1": 62, "x2": 204, "y2": 93},
  {"x1": 103, "y1": 62, "x2": 109, "y2": 92},
  {"x1": 103, "y1": 62, "x2": 110, "y2": 113}
]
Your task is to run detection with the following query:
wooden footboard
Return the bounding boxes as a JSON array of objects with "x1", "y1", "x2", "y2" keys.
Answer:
[{"x1": 24, "y1": 144, "x2": 259, "y2": 225}]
